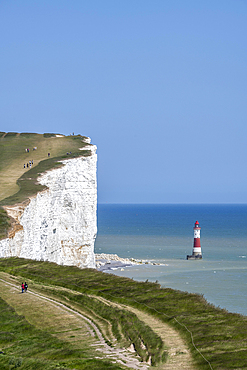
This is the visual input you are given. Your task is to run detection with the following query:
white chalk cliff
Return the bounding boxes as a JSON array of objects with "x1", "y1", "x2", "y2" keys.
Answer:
[{"x1": 0, "y1": 144, "x2": 97, "y2": 268}]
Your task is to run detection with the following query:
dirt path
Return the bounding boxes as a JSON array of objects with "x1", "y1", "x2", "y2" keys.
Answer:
[
  {"x1": 92, "y1": 295, "x2": 196, "y2": 370},
  {"x1": 0, "y1": 273, "x2": 196, "y2": 369},
  {"x1": 0, "y1": 276, "x2": 149, "y2": 370}
]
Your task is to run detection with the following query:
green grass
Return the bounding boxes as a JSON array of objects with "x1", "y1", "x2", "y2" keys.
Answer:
[
  {"x1": 3, "y1": 132, "x2": 18, "y2": 137},
  {"x1": 38, "y1": 286, "x2": 166, "y2": 365},
  {"x1": 0, "y1": 132, "x2": 91, "y2": 200},
  {"x1": 43, "y1": 133, "x2": 59, "y2": 138},
  {"x1": 0, "y1": 258, "x2": 247, "y2": 370},
  {"x1": 0, "y1": 151, "x2": 90, "y2": 207},
  {"x1": 0, "y1": 208, "x2": 11, "y2": 240},
  {"x1": 0, "y1": 296, "x2": 123, "y2": 370}
]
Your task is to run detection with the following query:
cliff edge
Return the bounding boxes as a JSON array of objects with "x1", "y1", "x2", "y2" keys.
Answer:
[{"x1": 0, "y1": 134, "x2": 97, "y2": 269}]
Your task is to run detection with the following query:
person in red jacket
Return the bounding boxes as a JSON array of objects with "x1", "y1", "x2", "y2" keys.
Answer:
[{"x1": 21, "y1": 283, "x2": 24, "y2": 293}]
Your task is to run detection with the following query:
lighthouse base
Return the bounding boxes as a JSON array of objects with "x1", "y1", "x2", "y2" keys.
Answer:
[{"x1": 186, "y1": 254, "x2": 202, "y2": 260}]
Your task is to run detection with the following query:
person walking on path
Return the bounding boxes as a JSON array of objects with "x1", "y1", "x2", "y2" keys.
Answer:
[
  {"x1": 21, "y1": 283, "x2": 24, "y2": 293},
  {"x1": 24, "y1": 282, "x2": 28, "y2": 292}
]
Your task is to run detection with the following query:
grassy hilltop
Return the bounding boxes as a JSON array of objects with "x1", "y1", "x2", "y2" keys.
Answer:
[{"x1": 0, "y1": 132, "x2": 91, "y2": 239}]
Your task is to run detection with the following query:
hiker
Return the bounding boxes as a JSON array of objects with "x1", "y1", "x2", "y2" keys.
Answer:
[
  {"x1": 24, "y1": 164, "x2": 25, "y2": 169},
  {"x1": 24, "y1": 282, "x2": 28, "y2": 292},
  {"x1": 32, "y1": 160, "x2": 33, "y2": 164},
  {"x1": 48, "y1": 152, "x2": 50, "y2": 157},
  {"x1": 21, "y1": 283, "x2": 24, "y2": 293},
  {"x1": 27, "y1": 163, "x2": 29, "y2": 168}
]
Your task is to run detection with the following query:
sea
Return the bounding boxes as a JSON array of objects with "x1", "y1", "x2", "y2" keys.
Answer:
[{"x1": 94, "y1": 204, "x2": 247, "y2": 316}]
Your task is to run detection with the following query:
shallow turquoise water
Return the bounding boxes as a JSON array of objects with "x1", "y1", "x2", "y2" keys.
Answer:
[{"x1": 95, "y1": 204, "x2": 247, "y2": 316}]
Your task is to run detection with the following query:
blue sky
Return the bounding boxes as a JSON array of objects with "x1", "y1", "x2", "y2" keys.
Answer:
[{"x1": 1, "y1": 1, "x2": 247, "y2": 203}]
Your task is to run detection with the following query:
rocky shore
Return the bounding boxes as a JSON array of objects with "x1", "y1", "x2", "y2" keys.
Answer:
[{"x1": 95, "y1": 253, "x2": 162, "y2": 271}]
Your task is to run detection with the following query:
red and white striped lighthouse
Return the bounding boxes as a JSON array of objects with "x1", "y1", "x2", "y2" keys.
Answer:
[{"x1": 192, "y1": 220, "x2": 202, "y2": 257}]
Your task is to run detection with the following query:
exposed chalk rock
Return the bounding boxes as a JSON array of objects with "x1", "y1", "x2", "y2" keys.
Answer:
[{"x1": 0, "y1": 145, "x2": 97, "y2": 268}]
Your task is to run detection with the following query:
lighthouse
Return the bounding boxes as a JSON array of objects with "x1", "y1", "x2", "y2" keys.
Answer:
[{"x1": 187, "y1": 220, "x2": 202, "y2": 260}]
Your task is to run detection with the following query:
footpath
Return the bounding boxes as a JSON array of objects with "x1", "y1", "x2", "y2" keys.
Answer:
[{"x1": 0, "y1": 272, "x2": 195, "y2": 370}]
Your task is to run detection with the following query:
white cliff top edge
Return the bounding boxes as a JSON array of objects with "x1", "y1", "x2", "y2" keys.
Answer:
[{"x1": 79, "y1": 145, "x2": 97, "y2": 154}]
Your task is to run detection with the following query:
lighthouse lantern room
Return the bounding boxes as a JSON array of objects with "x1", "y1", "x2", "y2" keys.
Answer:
[{"x1": 187, "y1": 220, "x2": 202, "y2": 260}]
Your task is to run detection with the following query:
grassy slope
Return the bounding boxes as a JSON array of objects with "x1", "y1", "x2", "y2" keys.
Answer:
[
  {"x1": 0, "y1": 296, "x2": 123, "y2": 370},
  {"x1": 0, "y1": 258, "x2": 247, "y2": 370},
  {"x1": 0, "y1": 273, "x2": 167, "y2": 369},
  {"x1": 0, "y1": 208, "x2": 11, "y2": 240},
  {"x1": 0, "y1": 132, "x2": 91, "y2": 239}
]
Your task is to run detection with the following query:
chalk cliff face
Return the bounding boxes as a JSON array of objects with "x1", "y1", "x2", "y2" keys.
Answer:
[{"x1": 0, "y1": 145, "x2": 97, "y2": 268}]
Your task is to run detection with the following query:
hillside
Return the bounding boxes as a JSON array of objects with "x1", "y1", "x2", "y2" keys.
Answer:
[{"x1": 0, "y1": 258, "x2": 247, "y2": 370}]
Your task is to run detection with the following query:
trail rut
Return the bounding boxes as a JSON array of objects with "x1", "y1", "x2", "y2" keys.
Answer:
[{"x1": 0, "y1": 273, "x2": 196, "y2": 369}]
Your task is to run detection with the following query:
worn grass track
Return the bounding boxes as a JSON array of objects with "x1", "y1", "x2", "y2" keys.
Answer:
[
  {"x1": 92, "y1": 295, "x2": 195, "y2": 370},
  {"x1": 0, "y1": 258, "x2": 247, "y2": 369},
  {"x1": 0, "y1": 271, "x2": 195, "y2": 369},
  {"x1": 0, "y1": 272, "x2": 167, "y2": 370},
  {"x1": 0, "y1": 288, "x2": 123, "y2": 369}
]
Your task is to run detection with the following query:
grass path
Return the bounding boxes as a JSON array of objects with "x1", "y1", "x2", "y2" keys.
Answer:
[
  {"x1": 0, "y1": 272, "x2": 196, "y2": 370},
  {"x1": 0, "y1": 274, "x2": 149, "y2": 370},
  {"x1": 92, "y1": 295, "x2": 196, "y2": 370}
]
